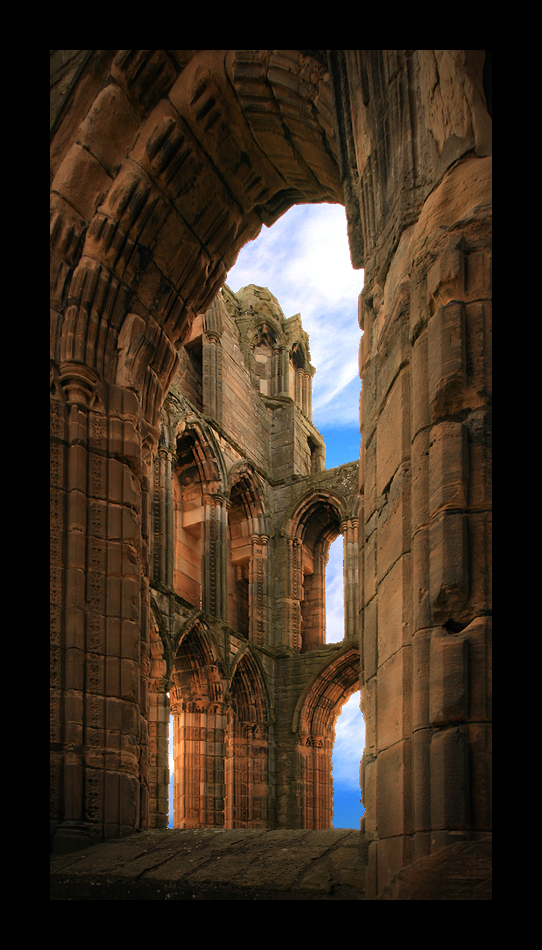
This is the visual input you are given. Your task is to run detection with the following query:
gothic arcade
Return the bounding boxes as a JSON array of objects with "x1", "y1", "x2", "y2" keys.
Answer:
[{"x1": 148, "y1": 284, "x2": 361, "y2": 829}]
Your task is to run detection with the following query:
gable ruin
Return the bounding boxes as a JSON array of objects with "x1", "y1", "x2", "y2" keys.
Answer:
[{"x1": 50, "y1": 50, "x2": 492, "y2": 899}]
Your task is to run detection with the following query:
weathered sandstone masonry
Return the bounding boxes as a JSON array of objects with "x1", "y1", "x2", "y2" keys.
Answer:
[{"x1": 50, "y1": 50, "x2": 491, "y2": 899}]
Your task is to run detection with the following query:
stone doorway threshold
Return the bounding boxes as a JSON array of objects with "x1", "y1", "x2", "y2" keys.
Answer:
[{"x1": 50, "y1": 828, "x2": 367, "y2": 900}]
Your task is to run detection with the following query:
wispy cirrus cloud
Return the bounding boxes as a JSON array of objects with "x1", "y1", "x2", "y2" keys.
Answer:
[
  {"x1": 333, "y1": 692, "x2": 366, "y2": 790},
  {"x1": 226, "y1": 203, "x2": 364, "y2": 430}
]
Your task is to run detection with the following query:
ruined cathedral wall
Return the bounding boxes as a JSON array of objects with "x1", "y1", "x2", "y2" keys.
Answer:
[
  {"x1": 213, "y1": 290, "x2": 273, "y2": 473},
  {"x1": 171, "y1": 291, "x2": 272, "y2": 475}
]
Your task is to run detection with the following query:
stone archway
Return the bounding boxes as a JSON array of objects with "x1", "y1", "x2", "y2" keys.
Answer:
[
  {"x1": 286, "y1": 489, "x2": 350, "y2": 652},
  {"x1": 293, "y1": 644, "x2": 361, "y2": 829},
  {"x1": 50, "y1": 51, "x2": 343, "y2": 849},
  {"x1": 170, "y1": 616, "x2": 226, "y2": 828}
]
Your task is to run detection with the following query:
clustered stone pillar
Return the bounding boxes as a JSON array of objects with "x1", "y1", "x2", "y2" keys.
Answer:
[
  {"x1": 201, "y1": 492, "x2": 228, "y2": 621},
  {"x1": 286, "y1": 537, "x2": 304, "y2": 652},
  {"x1": 51, "y1": 361, "x2": 151, "y2": 850},
  {"x1": 357, "y1": 155, "x2": 492, "y2": 897},
  {"x1": 202, "y1": 330, "x2": 223, "y2": 424},
  {"x1": 249, "y1": 532, "x2": 270, "y2": 646},
  {"x1": 342, "y1": 518, "x2": 360, "y2": 641}
]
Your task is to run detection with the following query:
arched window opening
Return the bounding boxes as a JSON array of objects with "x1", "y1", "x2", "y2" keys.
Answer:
[
  {"x1": 173, "y1": 434, "x2": 204, "y2": 608},
  {"x1": 227, "y1": 481, "x2": 252, "y2": 636},
  {"x1": 295, "y1": 645, "x2": 361, "y2": 828},
  {"x1": 294, "y1": 496, "x2": 342, "y2": 653},
  {"x1": 227, "y1": 479, "x2": 254, "y2": 638},
  {"x1": 332, "y1": 690, "x2": 365, "y2": 829},
  {"x1": 253, "y1": 323, "x2": 279, "y2": 396},
  {"x1": 307, "y1": 435, "x2": 321, "y2": 474}
]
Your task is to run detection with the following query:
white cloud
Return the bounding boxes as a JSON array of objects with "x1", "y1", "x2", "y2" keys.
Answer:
[
  {"x1": 226, "y1": 204, "x2": 364, "y2": 433},
  {"x1": 333, "y1": 691, "x2": 365, "y2": 790},
  {"x1": 326, "y1": 536, "x2": 344, "y2": 643}
]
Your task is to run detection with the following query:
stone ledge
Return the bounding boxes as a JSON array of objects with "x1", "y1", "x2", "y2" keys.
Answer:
[{"x1": 50, "y1": 828, "x2": 367, "y2": 900}]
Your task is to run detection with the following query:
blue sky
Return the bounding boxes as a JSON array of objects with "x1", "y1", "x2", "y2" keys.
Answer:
[{"x1": 168, "y1": 202, "x2": 366, "y2": 830}]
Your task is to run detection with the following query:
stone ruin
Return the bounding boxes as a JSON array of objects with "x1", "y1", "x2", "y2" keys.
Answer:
[{"x1": 50, "y1": 50, "x2": 492, "y2": 899}]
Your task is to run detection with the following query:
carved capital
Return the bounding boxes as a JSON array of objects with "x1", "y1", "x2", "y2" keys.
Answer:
[{"x1": 58, "y1": 361, "x2": 99, "y2": 409}]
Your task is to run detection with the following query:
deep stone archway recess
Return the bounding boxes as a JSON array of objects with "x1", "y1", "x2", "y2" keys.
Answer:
[
  {"x1": 51, "y1": 51, "x2": 492, "y2": 900},
  {"x1": 50, "y1": 48, "x2": 344, "y2": 849}
]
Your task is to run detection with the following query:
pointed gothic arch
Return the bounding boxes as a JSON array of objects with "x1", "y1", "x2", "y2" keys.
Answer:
[
  {"x1": 293, "y1": 643, "x2": 362, "y2": 829},
  {"x1": 285, "y1": 489, "x2": 348, "y2": 652},
  {"x1": 171, "y1": 418, "x2": 228, "y2": 617},
  {"x1": 225, "y1": 648, "x2": 271, "y2": 828},
  {"x1": 170, "y1": 616, "x2": 227, "y2": 828}
]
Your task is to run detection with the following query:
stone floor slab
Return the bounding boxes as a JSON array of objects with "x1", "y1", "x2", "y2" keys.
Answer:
[{"x1": 50, "y1": 828, "x2": 367, "y2": 900}]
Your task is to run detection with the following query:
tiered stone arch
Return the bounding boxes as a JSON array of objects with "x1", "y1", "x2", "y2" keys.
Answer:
[
  {"x1": 171, "y1": 416, "x2": 228, "y2": 619},
  {"x1": 293, "y1": 643, "x2": 361, "y2": 829}
]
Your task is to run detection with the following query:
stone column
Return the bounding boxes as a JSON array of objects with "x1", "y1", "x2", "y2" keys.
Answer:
[
  {"x1": 295, "y1": 368, "x2": 302, "y2": 410},
  {"x1": 249, "y1": 532, "x2": 270, "y2": 646},
  {"x1": 287, "y1": 537, "x2": 304, "y2": 652},
  {"x1": 202, "y1": 330, "x2": 223, "y2": 424},
  {"x1": 279, "y1": 346, "x2": 289, "y2": 397},
  {"x1": 147, "y1": 670, "x2": 170, "y2": 829},
  {"x1": 201, "y1": 492, "x2": 228, "y2": 621},
  {"x1": 52, "y1": 364, "x2": 149, "y2": 851},
  {"x1": 302, "y1": 548, "x2": 326, "y2": 651},
  {"x1": 152, "y1": 441, "x2": 175, "y2": 588},
  {"x1": 301, "y1": 372, "x2": 310, "y2": 416},
  {"x1": 342, "y1": 518, "x2": 360, "y2": 641}
]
